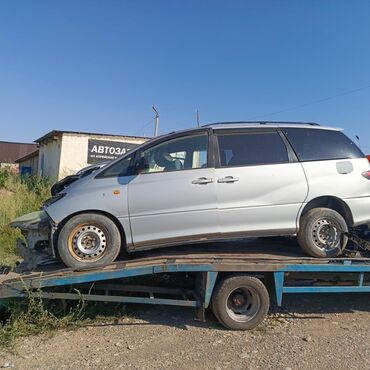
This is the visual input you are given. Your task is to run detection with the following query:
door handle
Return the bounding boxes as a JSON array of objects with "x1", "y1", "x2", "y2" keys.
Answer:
[
  {"x1": 217, "y1": 176, "x2": 239, "y2": 183},
  {"x1": 192, "y1": 177, "x2": 214, "y2": 185}
]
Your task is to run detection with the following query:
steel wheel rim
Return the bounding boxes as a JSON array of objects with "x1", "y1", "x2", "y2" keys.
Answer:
[
  {"x1": 312, "y1": 218, "x2": 341, "y2": 251},
  {"x1": 68, "y1": 224, "x2": 107, "y2": 261},
  {"x1": 225, "y1": 287, "x2": 260, "y2": 323}
]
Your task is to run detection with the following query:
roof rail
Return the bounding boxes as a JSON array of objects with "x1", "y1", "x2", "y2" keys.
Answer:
[{"x1": 202, "y1": 121, "x2": 320, "y2": 127}]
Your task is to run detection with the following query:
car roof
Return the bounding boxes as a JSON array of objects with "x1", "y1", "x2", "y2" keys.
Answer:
[
  {"x1": 201, "y1": 121, "x2": 342, "y2": 131},
  {"x1": 154, "y1": 121, "x2": 342, "y2": 143}
]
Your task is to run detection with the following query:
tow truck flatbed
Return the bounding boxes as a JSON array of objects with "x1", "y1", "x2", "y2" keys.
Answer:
[{"x1": 1, "y1": 238, "x2": 370, "y2": 330}]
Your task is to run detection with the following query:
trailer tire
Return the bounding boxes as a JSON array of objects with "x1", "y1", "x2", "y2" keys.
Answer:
[
  {"x1": 210, "y1": 292, "x2": 221, "y2": 323},
  {"x1": 58, "y1": 213, "x2": 121, "y2": 269},
  {"x1": 298, "y1": 208, "x2": 348, "y2": 258},
  {"x1": 211, "y1": 275, "x2": 269, "y2": 330}
]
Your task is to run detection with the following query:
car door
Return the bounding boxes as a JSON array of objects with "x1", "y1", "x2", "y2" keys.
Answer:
[
  {"x1": 214, "y1": 128, "x2": 308, "y2": 236},
  {"x1": 127, "y1": 131, "x2": 219, "y2": 249}
]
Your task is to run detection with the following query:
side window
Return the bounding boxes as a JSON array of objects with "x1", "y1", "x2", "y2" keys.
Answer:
[
  {"x1": 96, "y1": 154, "x2": 134, "y2": 178},
  {"x1": 217, "y1": 131, "x2": 289, "y2": 167},
  {"x1": 137, "y1": 134, "x2": 208, "y2": 174},
  {"x1": 283, "y1": 128, "x2": 365, "y2": 161}
]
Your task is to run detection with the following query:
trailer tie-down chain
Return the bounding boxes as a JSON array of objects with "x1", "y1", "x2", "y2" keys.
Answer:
[{"x1": 342, "y1": 231, "x2": 370, "y2": 257}]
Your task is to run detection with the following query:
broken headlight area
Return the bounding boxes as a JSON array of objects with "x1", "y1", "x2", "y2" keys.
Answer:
[{"x1": 9, "y1": 210, "x2": 57, "y2": 271}]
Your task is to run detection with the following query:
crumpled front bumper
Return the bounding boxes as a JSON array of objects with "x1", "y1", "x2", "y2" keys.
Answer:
[{"x1": 10, "y1": 210, "x2": 56, "y2": 270}]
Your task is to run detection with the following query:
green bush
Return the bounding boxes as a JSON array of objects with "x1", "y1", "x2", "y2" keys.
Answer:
[
  {"x1": 0, "y1": 171, "x2": 9, "y2": 188},
  {"x1": 0, "y1": 174, "x2": 129, "y2": 347},
  {"x1": 0, "y1": 173, "x2": 51, "y2": 265}
]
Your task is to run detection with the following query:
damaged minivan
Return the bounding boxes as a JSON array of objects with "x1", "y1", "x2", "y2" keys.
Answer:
[{"x1": 11, "y1": 122, "x2": 370, "y2": 269}]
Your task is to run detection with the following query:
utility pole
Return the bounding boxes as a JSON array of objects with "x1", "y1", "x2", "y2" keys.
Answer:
[
  {"x1": 196, "y1": 109, "x2": 200, "y2": 128},
  {"x1": 152, "y1": 106, "x2": 159, "y2": 137},
  {"x1": 356, "y1": 135, "x2": 361, "y2": 149}
]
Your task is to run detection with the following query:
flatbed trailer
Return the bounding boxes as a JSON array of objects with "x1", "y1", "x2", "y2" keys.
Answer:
[{"x1": 1, "y1": 240, "x2": 370, "y2": 330}]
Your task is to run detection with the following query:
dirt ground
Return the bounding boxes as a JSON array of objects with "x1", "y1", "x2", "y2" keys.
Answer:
[{"x1": 0, "y1": 293, "x2": 369, "y2": 370}]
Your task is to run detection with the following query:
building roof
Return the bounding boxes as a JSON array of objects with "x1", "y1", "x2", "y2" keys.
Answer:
[
  {"x1": 15, "y1": 149, "x2": 39, "y2": 163},
  {"x1": 35, "y1": 130, "x2": 148, "y2": 144},
  {"x1": 0, "y1": 141, "x2": 38, "y2": 164}
]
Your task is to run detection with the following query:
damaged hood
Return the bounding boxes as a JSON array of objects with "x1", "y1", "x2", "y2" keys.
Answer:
[{"x1": 10, "y1": 210, "x2": 50, "y2": 231}]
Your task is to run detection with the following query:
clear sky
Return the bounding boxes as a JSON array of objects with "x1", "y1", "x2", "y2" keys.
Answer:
[{"x1": 1, "y1": 1, "x2": 370, "y2": 152}]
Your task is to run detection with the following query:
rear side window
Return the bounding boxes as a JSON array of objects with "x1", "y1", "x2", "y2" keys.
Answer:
[
  {"x1": 283, "y1": 128, "x2": 364, "y2": 162},
  {"x1": 216, "y1": 131, "x2": 289, "y2": 167}
]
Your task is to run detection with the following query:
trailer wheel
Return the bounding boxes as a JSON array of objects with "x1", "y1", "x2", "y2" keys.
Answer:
[
  {"x1": 211, "y1": 275, "x2": 269, "y2": 330},
  {"x1": 58, "y1": 213, "x2": 121, "y2": 269},
  {"x1": 298, "y1": 208, "x2": 348, "y2": 258}
]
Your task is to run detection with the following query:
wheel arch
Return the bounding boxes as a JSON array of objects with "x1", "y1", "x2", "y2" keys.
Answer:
[
  {"x1": 53, "y1": 209, "x2": 128, "y2": 255},
  {"x1": 299, "y1": 196, "x2": 354, "y2": 227}
]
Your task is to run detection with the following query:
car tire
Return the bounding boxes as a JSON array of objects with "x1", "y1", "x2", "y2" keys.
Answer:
[
  {"x1": 211, "y1": 275, "x2": 269, "y2": 330},
  {"x1": 297, "y1": 207, "x2": 348, "y2": 258},
  {"x1": 57, "y1": 213, "x2": 121, "y2": 269}
]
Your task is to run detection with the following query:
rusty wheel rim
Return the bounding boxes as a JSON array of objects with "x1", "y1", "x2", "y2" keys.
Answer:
[{"x1": 68, "y1": 223, "x2": 108, "y2": 262}]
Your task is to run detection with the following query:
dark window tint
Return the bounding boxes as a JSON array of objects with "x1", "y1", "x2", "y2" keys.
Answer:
[
  {"x1": 217, "y1": 131, "x2": 289, "y2": 167},
  {"x1": 96, "y1": 154, "x2": 134, "y2": 178},
  {"x1": 283, "y1": 128, "x2": 364, "y2": 161}
]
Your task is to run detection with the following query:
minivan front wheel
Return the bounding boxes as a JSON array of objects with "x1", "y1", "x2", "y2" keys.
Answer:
[
  {"x1": 298, "y1": 208, "x2": 348, "y2": 258},
  {"x1": 58, "y1": 213, "x2": 121, "y2": 269}
]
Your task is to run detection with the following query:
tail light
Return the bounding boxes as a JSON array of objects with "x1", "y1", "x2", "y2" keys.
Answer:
[{"x1": 367, "y1": 155, "x2": 370, "y2": 162}]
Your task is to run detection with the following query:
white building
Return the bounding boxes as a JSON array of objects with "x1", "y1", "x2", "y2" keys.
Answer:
[{"x1": 33, "y1": 130, "x2": 147, "y2": 180}]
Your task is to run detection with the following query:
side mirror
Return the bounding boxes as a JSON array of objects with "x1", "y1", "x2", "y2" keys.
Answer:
[{"x1": 135, "y1": 156, "x2": 149, "y2": 173}]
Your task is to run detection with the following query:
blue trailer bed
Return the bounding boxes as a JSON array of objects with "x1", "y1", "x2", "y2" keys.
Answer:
[{"x1": 1, "y1": 239, "x2": 369, "y2": 329}]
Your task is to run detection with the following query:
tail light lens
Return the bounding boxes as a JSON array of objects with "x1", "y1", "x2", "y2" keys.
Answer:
[
  {"x1": 362, "y1": 171, "x2": 370, "y2": 179},
  {"x1": 367, "y1": 155, "x2": 370, "y2": 162}
]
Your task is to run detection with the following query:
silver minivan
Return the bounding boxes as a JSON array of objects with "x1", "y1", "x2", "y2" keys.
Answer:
[{"x1": 37, "y1": 122, "x2": 370, "y2": 268}]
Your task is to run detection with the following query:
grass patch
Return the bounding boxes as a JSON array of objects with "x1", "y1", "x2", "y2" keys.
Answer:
[
  {"x1": 0, "y1": 172, "x2": 51, "y2": 266},
  {"x1": 0, "y1": 292, "x2": 128, "y2": 349},
  {"x1": 0, "y1": 172, "x2": 131, "y2": 348}
]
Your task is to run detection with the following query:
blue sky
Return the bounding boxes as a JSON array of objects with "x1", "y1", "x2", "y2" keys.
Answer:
[{"x1": 1, "y1": 1, "x2": 370, "y2": 152}]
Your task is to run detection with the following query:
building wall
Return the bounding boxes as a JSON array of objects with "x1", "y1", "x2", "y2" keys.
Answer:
[
  {"x1": 38, "y1": 137, "x2": 62, "y2": 180},
  {"x1": 18, "y1": 155, "x2": 39, "y2": 176},
  {"x1": 57, "y1": 133, "x2": 146, "y2": 179}
]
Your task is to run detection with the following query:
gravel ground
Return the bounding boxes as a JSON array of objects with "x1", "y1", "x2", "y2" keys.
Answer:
[{"x1": 0, "y1": 293, "x2": 369, "y2": 370}]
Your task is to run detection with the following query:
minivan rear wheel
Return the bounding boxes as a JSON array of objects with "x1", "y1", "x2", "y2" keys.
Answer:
[
  {"x1": 297, "y1": 208, "x2": 348, "y2": 258},
  {"x1": 58, "y1": 213, "x2": 121, "y2": 269}
]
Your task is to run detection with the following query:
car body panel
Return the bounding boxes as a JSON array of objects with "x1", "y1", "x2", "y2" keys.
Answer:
[
  {"x1": 45, "y1": 174, "x2": 133, "y2": 225},
  {"x1": 301, "y1": 158, "x2": 370, "y2": 199},
  {"x1": 127, "y1": 168, "x2": 219, "y2": 247},
  {"x1": 344, "y1": 196, "x2": 370, "y2": 225},
  {"x1": 300, "y1": 157, "x2": 370, "y2": 225},
  {"x1": 215, "y1": 162, "x2": 308, "y2": 234}
]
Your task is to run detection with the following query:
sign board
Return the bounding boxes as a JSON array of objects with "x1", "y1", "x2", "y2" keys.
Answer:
[{"x1": 87, "y1": 139, "x2": 139, "y2": 164}]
